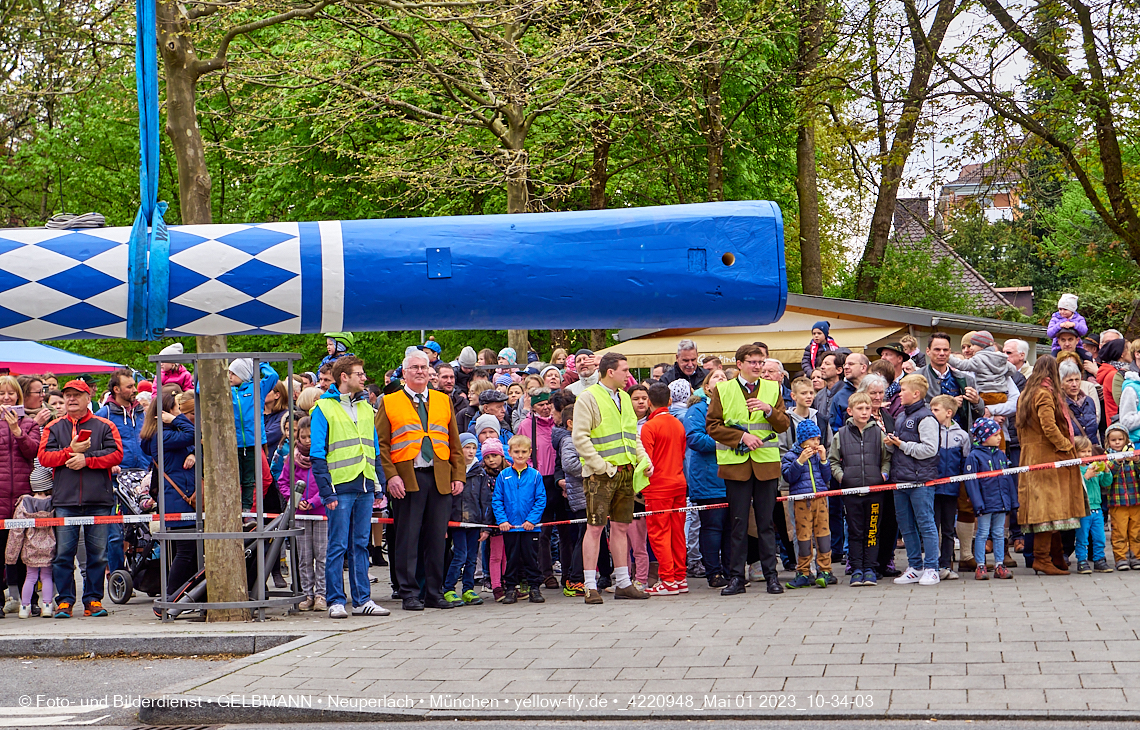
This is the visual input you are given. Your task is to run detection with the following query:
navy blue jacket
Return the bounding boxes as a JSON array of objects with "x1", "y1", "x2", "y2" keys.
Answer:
[
  {"x1": 964, "y1": 445, "x2": 1019, "y2": 514},
  {"x1": 828, "y1": 379, "x2": 858, "y2": 433},
  {"x1": 936, "y1": 422, "x2": 970, "y2": 496},
  {"x1": 1067, "y1": 394, "x2": 1100, "y2": 446},
  {"x1": 780, "y1": 449, "x2": 833, "y2": 497},
  {"x1": 452, "y1": 461, "x2": 493, "y2": 525},
  {"x1": 141, "y1": 414, "x2": 197, "y2": 527}
]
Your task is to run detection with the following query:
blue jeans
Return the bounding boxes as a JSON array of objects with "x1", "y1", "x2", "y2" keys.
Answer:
[
  {"x1": 894, "y1": 486, "x2": 939, "y2": 571},
  {"x1": 1076, "y1": 509, "x2": 1106, "y2": 562},
  {"x1": 694, "y1": 497, "x2": 729, "y2": 577},
  {"x1": 53, "y1": 505, "x2": 111, "y2": 606},
  {"x1": 106, "y1": 523, "x2": 124, "y2": 574},
  {"x1": 445, "y1": 528, "x2": 482, "y2": 594},
  {"x1": 974, "y1": 511, "x2": 1006, "y2": 565},
  {"x1": 324, "y1": 491, "x2": 373, "y2": 608}
]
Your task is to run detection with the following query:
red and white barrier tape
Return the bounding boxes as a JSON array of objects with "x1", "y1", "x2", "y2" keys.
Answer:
[{"x1": 5, "y1": 450, "x2": 1132, "y2": 531}]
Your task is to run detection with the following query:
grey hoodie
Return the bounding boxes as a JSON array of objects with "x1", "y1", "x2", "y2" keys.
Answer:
[{"x1": 949, "y1": 347, "x2": 1015, "y2": 395}]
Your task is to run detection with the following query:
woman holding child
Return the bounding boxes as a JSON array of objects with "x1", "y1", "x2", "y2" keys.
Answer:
[{"x1": 1016, "y1": 355, "x2": 1087, "y2": 575}]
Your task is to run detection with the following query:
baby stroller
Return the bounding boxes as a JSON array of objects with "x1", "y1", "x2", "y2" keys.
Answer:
[
  {"x1": 108, "y1": 470, "x2": 163, "y2": 603},
  {"x1": 162, "y1": 492, "x2": 298, "y2": 619}
]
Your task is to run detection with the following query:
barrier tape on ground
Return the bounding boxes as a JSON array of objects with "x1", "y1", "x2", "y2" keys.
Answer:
[{"x1": 4, "y1": 450, "x2": 1133, "y2": 531}]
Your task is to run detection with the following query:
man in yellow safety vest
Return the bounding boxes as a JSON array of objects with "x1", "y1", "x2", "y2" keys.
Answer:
[
  {"x1": 571, "y1": 351, "x2": 650, "y2": 604},
  {"x1": 706, "y1": 343, "x2": 790, "y2": 597},
  {"x1": 311, "y1": 356, "x2": 390, "y2": 619}
]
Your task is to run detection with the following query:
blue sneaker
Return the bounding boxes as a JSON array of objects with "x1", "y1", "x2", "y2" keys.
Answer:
[
  {"x1": 862, "y1": 572, "x2": 878, "y2": 586},
  {"x1": 785, "y1": 573, "x2": 814, "y2": 589},
  {"x1": 849, "y1": 570, "x2": 864, "y2": 587}
]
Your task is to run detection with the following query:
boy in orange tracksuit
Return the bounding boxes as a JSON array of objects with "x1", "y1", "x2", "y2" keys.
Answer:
[{"x1": 640, "y1": 383, "x2": 689, "y2": 596}]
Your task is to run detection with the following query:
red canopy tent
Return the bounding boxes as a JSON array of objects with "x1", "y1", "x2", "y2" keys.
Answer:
[{"x1": 0, "y1": 341, "x2": 123, "y2": 376}]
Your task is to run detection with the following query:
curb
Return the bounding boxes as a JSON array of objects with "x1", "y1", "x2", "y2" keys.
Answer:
[
  {"x1": 137, "y1": 702, "x2": 1140, "y2": 724},
  {"x1": 0, "y1": 633, "x2": 302, "y2": 657}
]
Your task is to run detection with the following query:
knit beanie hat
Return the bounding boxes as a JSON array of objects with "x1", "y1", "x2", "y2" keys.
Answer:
[
  {"x1": 1058, "y1": 293, "x2": 1079, "y2": 312},
  {"x1": 474, "y1": 414, "x2": 500, "y2": 437},
  {"x1": 971, "y1": 417, "x2": 1002, "y2": 446},
  {"x1": 494, "y1": 374, "x2": 513, "y2": 387},
  {"x1": 29, "y1": 459, "x2": 52, "y2": 493},
  {"x1": 459, "y1": 432, "x2": 477, "y2": 448},
  {"x1": 228, "y1": 358, "x2": 255, "y2": 383},
  {"x1": 457, "y1": 346, "x2": 478, "y2": 368},
  {"x1": 539, "y1": 364, "x2": 561, "y2": 381},
  {"x1": 812, "y1": 321, "x2": 831, "y2": 337},
  {"x1": 795, "y1": 418, "x2": 822, "y2": 449},
  {"x1": 137, "y1": 380, "x2": 153, "y2": 393},
  {"x1": 158, "y1": 342, "x2": 183, "y2": 357},
  {"x1": 498, "y1": 347, "x2": 517, "y2": 366},
  {"x1": 970, "y1": 330, "x2": 995, "y2": 349},
  {"x1": 669, "y1": 379, "x2": 691, "y2": 405},
  {"x1": 481, "y1": 438, "x2": 504, "y2": 457}
]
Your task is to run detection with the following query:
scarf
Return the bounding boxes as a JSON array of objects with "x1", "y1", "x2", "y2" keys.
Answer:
[
  {"x1": 808, "y1": 337, "x2": 839, "y2": 370},
  {"x1": 1042, "y1": 377, "x2": 1076, "y2": 439},
  {"x1": 293, "y1": 445, "x2": 312, "y2": 470}
]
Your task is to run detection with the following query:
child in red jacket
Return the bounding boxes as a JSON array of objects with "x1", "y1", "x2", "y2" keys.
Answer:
[{"x1": 640, "y1": 383, "x2": 689, "y2": 595}]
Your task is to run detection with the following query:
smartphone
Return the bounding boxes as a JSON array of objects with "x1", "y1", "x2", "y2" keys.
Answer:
[
  {"x1": 76, "y1": 429, "x2": 92, "y2": 442},
  {"x1": 1, "y1": 405, "x2": 24, "y2": 417}
]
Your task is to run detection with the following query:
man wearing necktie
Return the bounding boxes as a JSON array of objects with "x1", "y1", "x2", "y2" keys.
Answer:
[
  {"x1": 706, "y1": 344, "x2": 790, "y2": 596},
  {"x1": 377, "y1": 348, "x2": 466, "y2": 611}
]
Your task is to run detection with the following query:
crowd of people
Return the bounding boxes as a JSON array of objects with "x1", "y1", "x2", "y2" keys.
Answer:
[{"x1": 0, "y1": 291, "x2": 1137, "y2": 620}]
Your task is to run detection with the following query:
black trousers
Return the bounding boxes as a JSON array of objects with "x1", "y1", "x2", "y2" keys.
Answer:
[
  {"x1": 503, "y1": 531, "x2": 542, "y2": 589},
  {"x1": 845, "y1": 493, "x2": 881, "y2": 573},
  {"x1": 875, "y1": 492, "x2": 899, "y2": 572},
  {"x1": 934, "y1": 494, "x2": 958, "y2": 569},
  {"x1": 539, "y1": 475, "x2": 574, "y2": 579},
  {"x1": 725, "y1": 477, "x2": 778, "y2": 581},
  {"x1": 773, "y1": 501, "x2": 794, "y2": 568},
  {"x1": 391, "y1": 469, "x2": 450, "y2": 603},
  {"x1": 564, "y1": 509, "x2": 586, "y2": 584},
  {"x1": 828, "y1": 490, "x2": 846, "y2": 562},
  {"x1": 166, "y1": 534, "x2": 199, "y2": 600}
]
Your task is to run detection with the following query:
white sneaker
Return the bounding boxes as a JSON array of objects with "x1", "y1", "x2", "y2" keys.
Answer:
[
  {"x1": 894, "y1": 567, "x2": 922, "y2": 584},
  {"x1": 17, "y1": 605, "x2": 29, "y2": 619},
  {"x1": 328, "y1": 603, "x2": 348, "y2": 619},
  {"x1": 919, "y1": 568, "x2": 941, "y2": 586},
  {"x1": 351, "y1": 600, "x2": 390, "y2": 616},
  {"x1": 40, "y1": 601, "x2": 52, "y2": 618},
  {"x1": 945, "y1": 570, "x2": 959, "y2": 581},
  {"x1": 938, "y1": 568, "x2": 950, "y2": 580},
  {"x1": 3, "y1": 598, "x2": 18, "y2": 614}
]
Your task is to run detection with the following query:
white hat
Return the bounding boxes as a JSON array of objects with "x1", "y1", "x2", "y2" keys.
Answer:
[
  {"x1": 1058, "y1": 293, "x2": 1078, "y2": 312},
  {"x1": 228, "y1": 358, "x2": 255, "y2": 382},
  {"x1": 457, "y1": 346, "x2": 478, "y2": 368},
  {"x1": 158, "y1": 342, "x2": 184, "y2": 357}
]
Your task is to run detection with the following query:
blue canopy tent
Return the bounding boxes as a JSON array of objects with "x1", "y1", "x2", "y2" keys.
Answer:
[{"x1": 0, "y1": 341, "x2": 122, "y2": 375}]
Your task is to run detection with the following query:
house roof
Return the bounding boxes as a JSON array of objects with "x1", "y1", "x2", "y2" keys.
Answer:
[
  {"x1": 611, "y1": 293, "x2": 1047, "y2": 368},
  {"x1": 891, "y1": 198, "x2": 1012, "y2": 311}
]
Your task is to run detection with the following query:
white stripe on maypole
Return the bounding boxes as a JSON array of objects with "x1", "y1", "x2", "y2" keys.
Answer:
[{"x1": 318, "y1": 220, "x2": 344, "y2": 332}]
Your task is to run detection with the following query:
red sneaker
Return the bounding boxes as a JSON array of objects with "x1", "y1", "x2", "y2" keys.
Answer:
[
  {"x1": 645, "y1": 582, "x2": 678, "y2": 596},
  {"x1": 674, "y1": 580, "x2": 689, "y2": 593}
]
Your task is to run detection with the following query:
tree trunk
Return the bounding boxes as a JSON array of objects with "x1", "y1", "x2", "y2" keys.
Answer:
[
  {"x1": 699, "y1": 0, "x2": 724, "y2": 202},
  {"x1": 502, "y1": 118, "x2": 529, "y2": 359},
  {"x1": 590, "y1": 329, "x2": 607, "y2": 351},
  {"x1": 159, "y1": 0, "x2": 248, "y2": 620},
  {"x1": 853, "y1": 0, "x2": 958, "y2": 301},
  {"x1": 796, "y1": 0, "x2": 824, "y2": 295},
  {"x1": 589, "y1": 118, "x2": 611, "y2": 210},
  {"x1": 796, "y1": 122, "x2": 822, "y2": 295}
]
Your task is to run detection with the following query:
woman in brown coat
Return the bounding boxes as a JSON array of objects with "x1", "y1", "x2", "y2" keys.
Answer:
[{"x1": 1016, "y1": 355, "x2": 1087, "y2": 575}]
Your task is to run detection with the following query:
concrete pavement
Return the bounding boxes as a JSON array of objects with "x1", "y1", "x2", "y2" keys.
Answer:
[{"x1": 109, "y1": 559, "x2": 1140, "y2": 723}]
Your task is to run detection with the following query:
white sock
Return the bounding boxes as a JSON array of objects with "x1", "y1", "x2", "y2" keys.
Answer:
[
  {"x1": 614, "y1": 566, "x2": 632, "y2": 589},
  {"x1": 584, "y1": 570, "x2": 598, "y2": 591}
]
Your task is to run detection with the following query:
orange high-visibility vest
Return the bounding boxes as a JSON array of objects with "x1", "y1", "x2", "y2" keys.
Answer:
[{"x1": 382, "y1": 389, "x2": 452, "y2": 463}]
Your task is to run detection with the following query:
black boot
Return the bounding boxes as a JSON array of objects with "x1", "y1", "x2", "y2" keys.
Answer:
[
  {"x1": 529, "y1": 586, "x2": 545, "y2": 603},
  {"x1": 766, "y1": 575, "x2": 785, "y2": 594},
  {"x1": 720, "y1": 577, "x2": 746, "y2": 596}
]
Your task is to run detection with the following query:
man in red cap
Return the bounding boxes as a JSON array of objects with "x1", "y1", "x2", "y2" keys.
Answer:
[{"x1": 38, "y1": 379, "x2": 124, "y2": 619}]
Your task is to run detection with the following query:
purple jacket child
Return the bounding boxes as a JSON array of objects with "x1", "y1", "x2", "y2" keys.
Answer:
[
  {"x1": 275, "y1": 451, "x2": 325, "y2": 517},
  {"x1": 1047, "y1": 293, "x2": 1089, "y2": 349}
]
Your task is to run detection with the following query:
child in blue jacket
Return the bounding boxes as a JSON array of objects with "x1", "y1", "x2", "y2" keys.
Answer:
[
  {"x1": 931, "y1": 395, "x2": 969, "y2": 579},
  {"x1": 965, "y1": 418, "x2": 1018, "y2": 581},
  {"x1": 780, "y1": 419, "x2": 833, "y2": 589},
  {"x1": 493, "y1": 435, "x2": 547, "y2": 605}
]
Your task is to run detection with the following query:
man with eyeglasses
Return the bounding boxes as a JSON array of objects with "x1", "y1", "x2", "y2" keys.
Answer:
[
  {"x1": 660, "y1": 339, "x2": 708, "y2": 390},
  {"x1": 311, "y1": 356, "x2": 389, "y2": 619},
  {"x1": 377, "y1": 348, "x2": 466, "y2": 611}
]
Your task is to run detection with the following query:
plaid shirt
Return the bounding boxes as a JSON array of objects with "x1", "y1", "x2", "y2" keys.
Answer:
[{"x1": 1107, "y1": 450, "x2": 1140, "y2": 507}]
